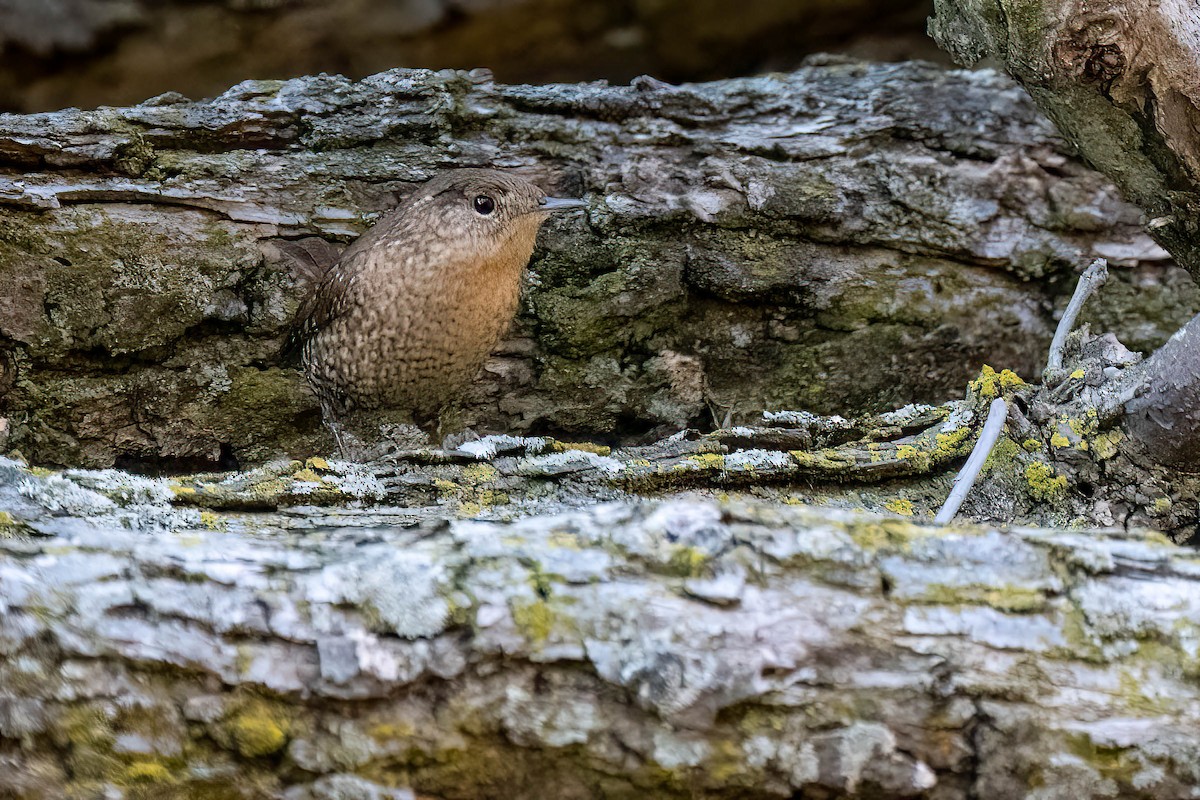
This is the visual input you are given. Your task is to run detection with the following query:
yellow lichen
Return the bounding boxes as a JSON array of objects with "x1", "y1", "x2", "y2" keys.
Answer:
[
  {"x1": 457, "y1": 501, "x2": 483, "y2": 517},
  {"x1": 305, "y1": 456, "x2": 331, "y2": 470},
  {"x1": 667, "y1": 545, "x2": 709, "y2": 577},
  {"x1": 290, "y1": 468, "x2": 324, "y2": 483},
  {"x1": 969, "y1": 365, "x2": 1025, "y2": 399},
  {"x1": 1069, "y1": 368, "x2": 1086, "y2": 380},
  {"x1": 934, "y1": 426, "x2": 971, "y2": 454},
  {"x1": 511, "y1": 599, "x2": 555, "y2": 642},
  {"x1": 368, "y1": 721, "x2": 416, "y2": 741},
  {"x1": 688, "y1": 452, "x2": 726, "y2": 469},
  {"x1": 1022, "y1": 439, "x2": 1041, "y2": 452},
  {"x1": 124, "y1": 761, "x2": 175, "y2": 784},
  {"x1": 848, "y1": 518, "x2": 932, "y2": 552},
  {"x1": 461, "y1": 463, "x2": 500, "y2": 483},
  {"x1": 920, "y1": 583, "x2": 1047, "y2": 613},
  {"x1": 1049, "y1": 433, "x2": 1071, "y2": 449},
  {"x1": 883, "y1": 498, "x2": 914, "y2": 516},
  {"x1": 1025, "y1": 461, "x2": 1068, "y2": 502},
  {"x1": 1092, "y1": 429, "x2": 1124, "y2": 460},
  {"x1": 551, "y1": 441, "x2": 613, "y2": 457},
  {"x1": 224, "y1": 702, "x2": 289, "y2": 758},
  {"x1": 198, "y1": 511, "x2": 223, "y2": 530},
  {"x1": 546, "y1": 531, "x2": 580, "y2": 549}
]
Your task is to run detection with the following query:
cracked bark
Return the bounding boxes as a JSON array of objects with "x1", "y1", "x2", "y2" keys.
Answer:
[{"x1": 4, "y1": 458, "x2": 1200, "y2": 799}]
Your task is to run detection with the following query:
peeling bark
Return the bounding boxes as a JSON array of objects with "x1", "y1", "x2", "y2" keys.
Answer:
[{"x1": 0, "y1": 61, "x2": 1188, "y2": 469}]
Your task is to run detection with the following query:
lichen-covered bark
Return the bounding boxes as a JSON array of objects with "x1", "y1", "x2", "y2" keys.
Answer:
[
  {"x1": 0, "y1": 61, "x2": 1189, "y2": 469},
  {"x1": 3, "y1": 458, "x2": 1200, "y2": 799},
  {"x1": 0, "y1": 0, "x2": 940, "y2": 112},
  {"x1": 929, "y1": 0, "x2": 1200, "y2": 470}
]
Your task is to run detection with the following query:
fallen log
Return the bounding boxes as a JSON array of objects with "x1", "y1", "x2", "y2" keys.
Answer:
[
  {"x1": 0, "y1": 60, "x2": 1184, "y2": 469},
  {"x1": 2, "y1": 458, "x2": 1199, "y2": 799}
]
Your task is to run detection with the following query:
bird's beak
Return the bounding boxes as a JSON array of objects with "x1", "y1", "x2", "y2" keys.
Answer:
[{"x1": 539, "y1": 196, "x2": 586, "y2": 212}]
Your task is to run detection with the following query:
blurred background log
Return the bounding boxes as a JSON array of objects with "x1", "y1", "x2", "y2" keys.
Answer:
[{"x1": 0, "y1": 0, "x2": 942, "y2": 113}]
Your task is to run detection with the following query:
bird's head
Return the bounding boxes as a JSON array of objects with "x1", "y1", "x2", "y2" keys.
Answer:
[{"x1": 408, "y1": 168, "x2": 585, "y2": 266}]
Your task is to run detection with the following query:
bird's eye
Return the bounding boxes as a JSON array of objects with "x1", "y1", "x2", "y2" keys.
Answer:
[{"x1": 473, "y1": 195, "x2": 496, "y2": 215}]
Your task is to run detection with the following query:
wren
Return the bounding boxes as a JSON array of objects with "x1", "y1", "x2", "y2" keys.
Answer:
[{"x1": 290, "y1": 168, "x2": 584, "y2": 441}]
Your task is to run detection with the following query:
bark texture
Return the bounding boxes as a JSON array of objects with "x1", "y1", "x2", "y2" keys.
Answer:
[
  {"x1": 929, "y1": 0, "x2": 1200, "y2": 468},
  {"x1": 930, "y1": 0, "x2": 1200, "y2": 279},
  {"x1": 0, "y1": 0, "x2": 940, "y2": 113},
  {"x1": 0, "y1": 61, "x2": 1188, "y2": 469},
  {"x1": 4, "y1": 457, "x2": 1200, "y2": 800}
]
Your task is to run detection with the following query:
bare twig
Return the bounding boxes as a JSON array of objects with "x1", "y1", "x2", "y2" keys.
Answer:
[
  {"x1": 933, "y1": 397, "x2": 1009, "y2": 525},
  {"x1": 1044, "y1": 258, "x2": 1108, "y2": 381}
]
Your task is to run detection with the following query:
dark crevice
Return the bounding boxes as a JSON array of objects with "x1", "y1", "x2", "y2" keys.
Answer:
[{"x1": 114, "y1": 442, "x2": 239, "y2": 477}]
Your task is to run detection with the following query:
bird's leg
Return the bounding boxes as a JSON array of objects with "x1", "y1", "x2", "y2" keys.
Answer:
[
  {"x1": 705, "y1": 392, "x2": 736, "y2": 431},
  {"x1": 319, "y1": 397, "x2": 351, "y2": 460},
  {"x1": 432, "y1": 403, "x2": 481, "y2": 452}
]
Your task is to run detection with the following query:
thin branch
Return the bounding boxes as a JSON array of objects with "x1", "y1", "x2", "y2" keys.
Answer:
[
  {"x1": 933, "y1": 397, "x2": 1009, "y2": 525},
  {"x1": 1044, "y1": 258, "x2": 1108, "y2": 379}
]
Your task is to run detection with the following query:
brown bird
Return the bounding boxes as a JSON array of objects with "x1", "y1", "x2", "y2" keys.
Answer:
[{"x1": 289, "y1": 168, "x2": 584, "y2": 441}]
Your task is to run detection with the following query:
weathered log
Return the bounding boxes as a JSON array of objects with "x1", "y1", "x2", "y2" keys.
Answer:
[
  {"x1": 2, "y1": 457, "x2": 1199, "y2": 799},
  {"x1": 0, "y1": 60, "x2": 1188, "y2": 469},
  {"x1": 929, "y1": 1, "x2": 1200, "y2": 470}
]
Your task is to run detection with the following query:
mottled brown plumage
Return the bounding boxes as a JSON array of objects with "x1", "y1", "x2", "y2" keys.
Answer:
[{"x1": 291, "y1": 169, "x2": 583, "y2": 429}]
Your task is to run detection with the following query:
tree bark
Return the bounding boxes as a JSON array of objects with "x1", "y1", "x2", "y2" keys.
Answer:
[
  {"x1": 3, "y1": 456, "x2": 1200, "y2": 799},
  {"x1": 930, "y1": 0, "x2": 1200, "y2": 467},
  {"x1": 0, "y1": 60, "x2": 1186, "y2": 469}
]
